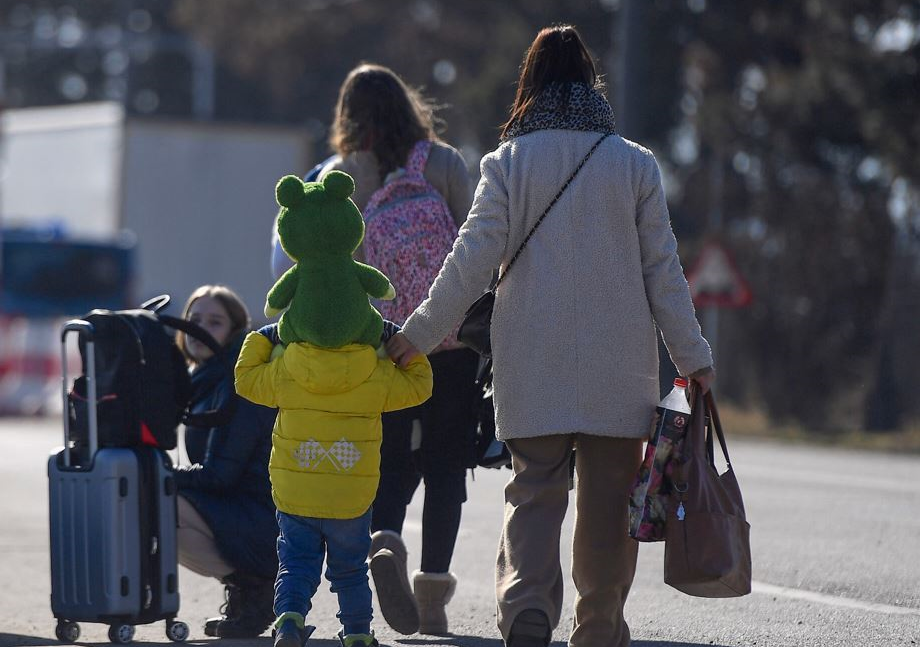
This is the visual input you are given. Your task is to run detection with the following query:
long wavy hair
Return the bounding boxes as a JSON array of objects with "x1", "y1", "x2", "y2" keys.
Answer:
[
  {"x1": 500, "y1": 25, "x2": 600, "y2": 139},
  {"x1": 329, "y1": 63, "x2": 441, "y2": 181}
]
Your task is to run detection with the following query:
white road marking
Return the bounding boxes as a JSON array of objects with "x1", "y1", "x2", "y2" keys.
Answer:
[{"x1": 753, "y1": 581, "x2": 920, "y2": 616}]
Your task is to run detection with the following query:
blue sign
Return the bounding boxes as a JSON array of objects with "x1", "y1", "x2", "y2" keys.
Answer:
[{"x1": 0, "y1": 229, "x2": 135, "y2": 317}]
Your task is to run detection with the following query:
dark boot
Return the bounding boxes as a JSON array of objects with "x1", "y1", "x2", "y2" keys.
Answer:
[
  {"x1": 507, "y1": 609, "x2": 551, "y2": 647},
  {"x1": 203, "y1": 577, "x2": 243, "y2": 637},
  {"x1": 212, "y1": 572, "x2": 276, "y2": 639}
]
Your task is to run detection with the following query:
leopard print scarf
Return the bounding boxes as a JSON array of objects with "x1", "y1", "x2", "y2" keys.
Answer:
[{"x1": 502, "y1": 82, "x2": 617, "y2": 141}]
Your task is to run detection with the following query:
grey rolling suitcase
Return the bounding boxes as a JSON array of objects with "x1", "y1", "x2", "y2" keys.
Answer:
[{"x1": 49, "y1": 320, "x2": 189, "y2": 644}]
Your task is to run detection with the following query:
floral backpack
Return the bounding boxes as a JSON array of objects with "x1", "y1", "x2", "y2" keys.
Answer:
[{"x1": 362, "y1": 140, "x2": 462, "y2": 351}]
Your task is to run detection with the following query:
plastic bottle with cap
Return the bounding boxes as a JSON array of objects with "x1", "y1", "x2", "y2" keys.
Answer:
[{"x1": 658, "y1": 377, "x2": 691, "y2": 416}]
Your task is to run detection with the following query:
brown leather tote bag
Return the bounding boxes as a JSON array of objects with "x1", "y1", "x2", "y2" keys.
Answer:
[{"x1": 664, "y1": 389, "x2": 752, "y2": 597}]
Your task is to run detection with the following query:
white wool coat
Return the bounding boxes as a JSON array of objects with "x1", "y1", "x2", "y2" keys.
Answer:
[{"x1": 402, "y1": 130, "x2": 713, "y2": 441}]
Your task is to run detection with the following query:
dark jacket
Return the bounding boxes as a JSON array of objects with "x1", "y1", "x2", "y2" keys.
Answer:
[{"x1": 174, "y1": 332, "x2": 277, "y2": 579}]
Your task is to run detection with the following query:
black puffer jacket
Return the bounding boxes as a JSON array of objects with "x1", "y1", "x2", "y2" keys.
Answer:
[{"x1": 174, "y1": 332, "x2": 277, "y2": 579}]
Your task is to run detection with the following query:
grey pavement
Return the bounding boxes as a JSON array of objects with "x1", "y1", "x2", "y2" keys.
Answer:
[{"x1": 1, "y1": 417, "x2": 919, "y2": 647}]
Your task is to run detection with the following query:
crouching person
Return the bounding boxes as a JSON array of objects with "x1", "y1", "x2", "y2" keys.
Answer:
[
  {"x1": 234, "y1": 324, "x2": 432, "y2": 647},
  {"x1": 173, "y1": 285, "x2": 278, "y2": 639}
]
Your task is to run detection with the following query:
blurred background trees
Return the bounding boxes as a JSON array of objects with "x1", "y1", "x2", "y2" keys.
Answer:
[{"x1": 1, "y1": 0, "x2": 918, "y2": 432}]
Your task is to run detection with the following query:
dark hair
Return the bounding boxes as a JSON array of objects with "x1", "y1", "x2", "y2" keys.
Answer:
[
  {"x1": 176, "y1": 284, "x2": 250, "y2": 365},
  {"x1": 329, "y1": 64, "x2": 441, "y2": 181},
  {"x1": 500, "y1": 25, "x2": 599, "y2": 139}
]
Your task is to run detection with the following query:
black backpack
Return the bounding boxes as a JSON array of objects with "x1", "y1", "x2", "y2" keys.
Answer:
[{"x1": 68, "y1": 295, "x2": 227, "y2": 450}]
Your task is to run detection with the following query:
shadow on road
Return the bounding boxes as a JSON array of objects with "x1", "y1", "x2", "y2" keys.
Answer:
[
  {"x1": 395, "y1": 636, "x2": 503, "y2": 647},
  {"x1": 0, "y1": 632, "x2": 735, "y2": 647},
  {"x1": 394, "y1": 639, "x2": 732, "y2": 647},
  {"x1": 633, "y1": 642, "x2": 733, "y2": 647},
  {"x1": 0, "y1": 635, "x2": 60, "y2": 647},
  {"x1": 0, "y1": 636, "x2": 273, "y2": 647}
]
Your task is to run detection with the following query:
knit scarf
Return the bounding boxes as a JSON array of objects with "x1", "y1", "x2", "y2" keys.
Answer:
[{"x1": 502, "y1": 82, "x2": 617, "y2": 141}]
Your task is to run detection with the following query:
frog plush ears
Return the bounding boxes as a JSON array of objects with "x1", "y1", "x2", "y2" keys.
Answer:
[{"x1": 267, "y1": 171, "x2": 395, "y2": 349}]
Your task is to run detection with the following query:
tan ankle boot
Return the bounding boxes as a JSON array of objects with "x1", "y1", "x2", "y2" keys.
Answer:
[
  {"x1": 369, "y1": 531, "x2": 419, "y2": 635},
  {"x1": 413, "y1": 571, "x2": 457, "y2": 635}
]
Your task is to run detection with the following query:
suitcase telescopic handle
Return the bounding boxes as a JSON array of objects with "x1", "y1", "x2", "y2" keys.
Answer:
[
  {"x1": 61, "y1": 319, "x2": 97, "y2": 466},
  {"x1": 61, "y1": 319, "x2": 95, "y2": 342}
]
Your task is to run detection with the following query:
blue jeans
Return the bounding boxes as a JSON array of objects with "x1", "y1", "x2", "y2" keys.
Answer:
[{"x1": 275, "y1": 509, "x2": 373, "y2": 635}]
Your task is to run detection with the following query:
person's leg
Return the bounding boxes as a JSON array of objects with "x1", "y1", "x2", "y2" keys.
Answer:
[
  {"x1": 274, "y1": 512, "x2": 325, "y2": 623},
  {"x1": 372, "y1": 408, "x2": 421, "y2": 534},
  {"x1": 496, "y1": 435, "x2": 573, "y2": 645},
  {"x1": 569, "y1": 434, "x2": 642, "y2": 647},
  {"x1": 370, "y1": 408, "x2": 422, "y2": 635},
  {"x1": 418, "y1": 469, "x2": 465, "y2": 572},
  {"x1": 323, "y1": 509, "x2": 375, "y2": 641},
  {"x1": 412, "y1": 468, "x2": 465, "y2": 634},
  {"x1": 179, "y1": 495, "x2": 275, "y2": 638},
  {"x1": 417, "y1": 350, "x2": 477, "y2": 573},
  {"x1": 371, "y1": 471, "x2": 419, "y2": 535},
  {"x1": 177, "y1": 495, "x2": 234, "y2": 579},
  {"x1": 411, "y1": 349, "x2": 478, "y2": 634}
]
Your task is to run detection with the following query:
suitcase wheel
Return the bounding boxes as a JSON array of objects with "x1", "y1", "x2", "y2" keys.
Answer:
[
  {"x1": 54, "y1": 620, "x2": 80, "y2": 643},
  {"x1": 107, "y1": 624, "x2": 135, "y2": 644},
  {"x1": 166, "y1": 620, "x2": 189, "y2": 643}
]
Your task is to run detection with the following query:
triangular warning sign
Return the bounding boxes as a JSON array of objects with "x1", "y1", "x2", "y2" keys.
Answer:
[{"x1": 686, "y1": 241, "x2": 752, "y2": 308}]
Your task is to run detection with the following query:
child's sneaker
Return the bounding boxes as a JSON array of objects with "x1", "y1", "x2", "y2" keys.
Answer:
[
  {"x1": 337, "y1": 630, "x2": 379, "y2": 647},
  {"x1": 272, "y1": 613, "x2": 316, "y2": 647}
]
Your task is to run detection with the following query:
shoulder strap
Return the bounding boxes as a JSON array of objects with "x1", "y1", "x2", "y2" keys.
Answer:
[
  {"x1": 182, "y1": 396, "x2": 239, "y2": 429},
  {"x1": 406, "y1": 140, "x2": 432, "y2": 175},
  {"x1": 156, "y1": 314, "x2": 222, "y2": 355},
  {"x1": 496, "y1": 133, "x2": 611, "y2": 290}
]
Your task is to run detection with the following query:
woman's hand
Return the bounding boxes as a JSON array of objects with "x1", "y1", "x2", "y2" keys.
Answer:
[
  {"x1": 690, "y1": 366, "x2": 716, "y2": 394},
  {"x1": 386, "y1": 332, "x2": 422, "y2": 368}
]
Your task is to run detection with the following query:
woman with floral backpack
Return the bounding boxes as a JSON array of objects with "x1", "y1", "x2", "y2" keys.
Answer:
[{"x1": 271, "y1": 63, "x2": 477, "y2": 636}]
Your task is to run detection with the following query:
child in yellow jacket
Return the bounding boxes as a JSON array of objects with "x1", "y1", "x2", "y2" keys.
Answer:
[{"x1": 235, "y1": 323, "x2": 432, "y2": 647}]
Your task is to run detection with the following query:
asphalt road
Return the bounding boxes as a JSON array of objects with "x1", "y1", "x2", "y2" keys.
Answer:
[{"x1": 1, "y1": 416, "x2": 918, "y2": 647}]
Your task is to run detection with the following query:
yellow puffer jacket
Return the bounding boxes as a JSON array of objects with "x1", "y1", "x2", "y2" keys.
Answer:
[{"x1": 234, "y1": 332, "x2": 432, "y2": 519}]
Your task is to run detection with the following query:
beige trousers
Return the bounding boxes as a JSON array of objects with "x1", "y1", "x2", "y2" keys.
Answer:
[
  {"x1": 177, "y1": 494, "x2": 234, "y2": 580},
  {"x1": 495, "y1": 434, "x2": 642, "y2": 647}
]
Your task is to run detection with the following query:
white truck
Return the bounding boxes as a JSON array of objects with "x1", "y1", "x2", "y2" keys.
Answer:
[
  {"x1": 1, "y1": 100, "x2": 312, "y2": 316},
  {"x1": 0, "y1": 101, "x2": 311, "y2": 414}
]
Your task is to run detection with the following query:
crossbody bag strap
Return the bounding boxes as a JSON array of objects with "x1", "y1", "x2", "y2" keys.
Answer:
[{"x1": 495, "y1": 132, "x2": 612, "y2": 290}]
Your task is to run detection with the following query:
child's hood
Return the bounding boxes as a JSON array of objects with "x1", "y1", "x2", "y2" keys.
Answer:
[{"x1": 282, "y1": 342, "x2": 380, "y2": 394}]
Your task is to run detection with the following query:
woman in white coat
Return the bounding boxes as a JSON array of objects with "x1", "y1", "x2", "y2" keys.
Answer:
[{"x1": 387, "y1": 25, "x2": 715, "y2": 647}]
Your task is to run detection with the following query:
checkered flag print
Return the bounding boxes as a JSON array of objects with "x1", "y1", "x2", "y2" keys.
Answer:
[
  {"x1": 293, "y1": 439, "x2": 325, "y2": 469},
  {"x1": 327, "y1": 438, "x2": 362, "y2": 471},
  {"x1": 291, "y1": 438, "x2": 362, "y2": 472}
]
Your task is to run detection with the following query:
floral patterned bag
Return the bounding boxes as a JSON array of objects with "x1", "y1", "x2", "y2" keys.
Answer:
[
  {"x1": 362, "y1": 140, "x2": 462, "y2": 352},
  {"x1": 627, "y1": 394, "x2": 692, "y2": 542}
]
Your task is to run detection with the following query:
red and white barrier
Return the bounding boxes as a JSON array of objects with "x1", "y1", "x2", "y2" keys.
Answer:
[{"x1": 0, "y1": 316, "x2": 76, "y2": 417}]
